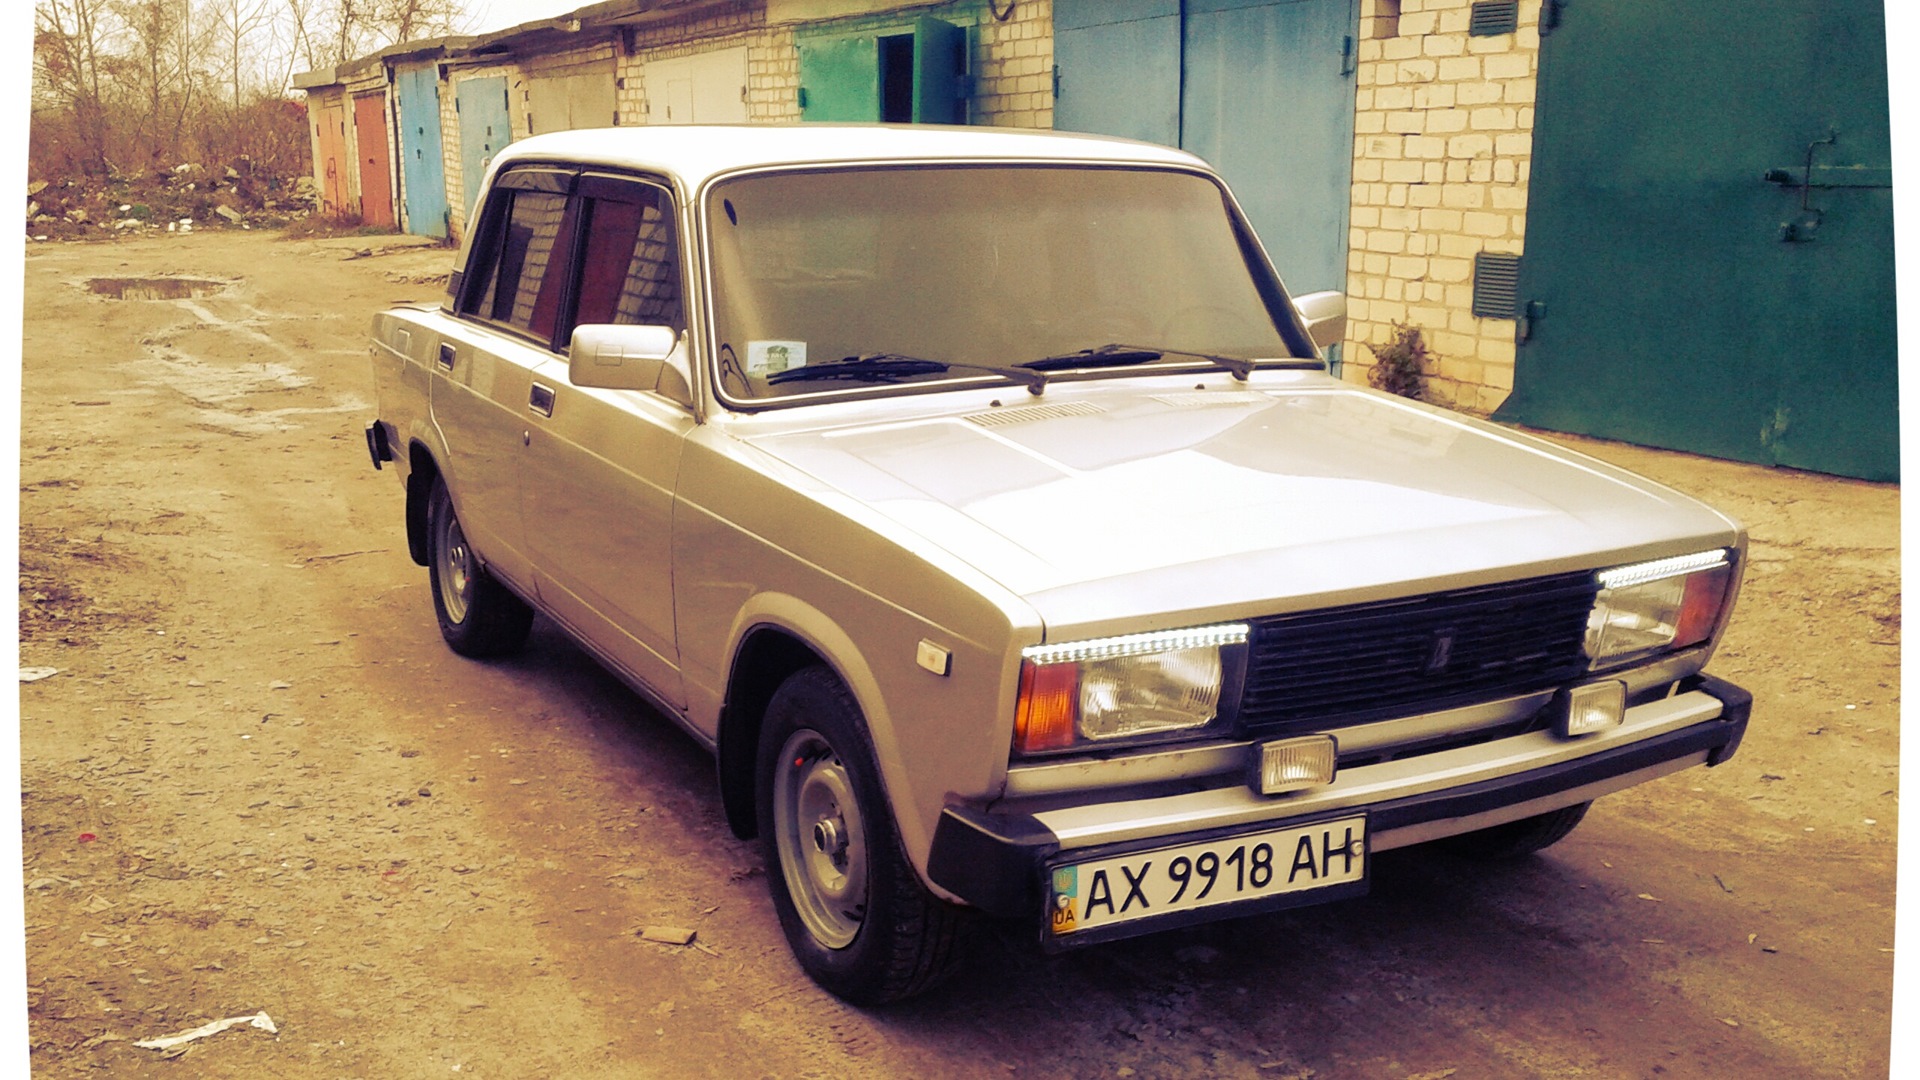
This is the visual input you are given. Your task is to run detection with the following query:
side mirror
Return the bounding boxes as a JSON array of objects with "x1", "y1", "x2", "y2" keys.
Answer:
[
  {"x1": 569, "y1": 323, "x2": 683, "y2": 397},
  {"x1": 1292, "y1": 290, "x2": 1347, "y2": 352}
]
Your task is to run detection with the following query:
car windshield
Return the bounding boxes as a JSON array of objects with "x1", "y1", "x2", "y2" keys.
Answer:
[{"x1": 705, "y1": 165, "x2": 1302, "y2": 402}]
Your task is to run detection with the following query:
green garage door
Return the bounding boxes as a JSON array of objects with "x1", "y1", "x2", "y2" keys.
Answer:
[{"x1": 1495, "y1": 0, "x2": 1896, "y2": 481}]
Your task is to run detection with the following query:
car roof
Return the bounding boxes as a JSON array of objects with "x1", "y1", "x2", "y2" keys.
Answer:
[{"x1": 487, "y1": 124, "x2": 1212, "y2": 189}]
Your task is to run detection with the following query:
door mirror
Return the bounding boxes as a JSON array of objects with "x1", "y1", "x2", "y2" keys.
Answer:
[
  {"x1": 1292, "y1": 290, "x2": 1347, "y2": 352},
  {"x1": 569, "y1": 323, "x2": 679, "y2": 392}
]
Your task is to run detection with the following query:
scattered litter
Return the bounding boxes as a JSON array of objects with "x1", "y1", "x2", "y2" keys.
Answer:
[
  {"x1": 268, "y1": 680, "x2": 292, "y2": 690},
  {"x1": 639, "y1": 926, "x2": 696, "y2": 946},
  {"x1": 1640, "y1": 939, "x2": 1666, "y2": 945},
  {"x1": 134, "y1": 1011, "x2": 277, "y2": 1051},
  {"x1": 1719, "y1": 1018, "x2": 1740, "y2": 1029},
  {"x1": 1865, "y1": 818, "x2": 1878, "y2": 826},
  {"x1": 1748, "y1": 933, "x2": 1759, "y2": 944},
  {"x1": 20, "y1": 667, "x2": 61, "y2": 682},
  {"x1": 1636, "y1": 893, "x2": 1661, "y2": 902},
  {"x1": 1712, "y1": 874, "x2": 1734, "y2": 894},
  {"x1": 1762, "y1": 946, "x2": 1779, "y2": 954},
  {"x1": 78, "y1": 833, "x2": 98, "y2": 844}
]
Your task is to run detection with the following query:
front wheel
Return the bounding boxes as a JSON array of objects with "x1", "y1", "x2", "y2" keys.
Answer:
[
  {"x1": 1438, "y1": 802, "x2": 1591, "y2": 861},
  {"x1": 756, "y1": 666, "x2": 968, "y2": 1004},
  {"x1": 425, "y1": 478, "x2": 532, "y2": 658}
]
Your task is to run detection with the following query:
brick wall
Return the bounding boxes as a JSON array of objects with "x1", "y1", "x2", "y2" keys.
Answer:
[
  {"x1": 623, "y1": 6, "x2": 798, "y2": 124},
  {"x1": 1342, "y1": 0, "x2": 1541, "y2": 413},
  {"x1": 616, "y1": 1, "x2": 1054, "y2": 130},
  {"x1": 971, "y1": 0, "x2": 1052, "y2": 128}
]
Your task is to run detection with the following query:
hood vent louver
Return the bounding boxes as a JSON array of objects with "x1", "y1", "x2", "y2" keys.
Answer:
[{"x1": 964, "y1": 401, "x2": 1107, "y2": 427}]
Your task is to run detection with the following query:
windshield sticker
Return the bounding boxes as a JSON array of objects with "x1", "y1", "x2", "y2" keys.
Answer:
[{"x1": 747, "y1": 340, "x2": 807, "y2": 375}]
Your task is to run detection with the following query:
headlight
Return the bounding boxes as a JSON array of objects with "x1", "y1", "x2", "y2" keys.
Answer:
[
  {"x1": 1014, "y1": 624, "x2": 1247, "y2": 754},
  {"x1": 1586, "y1": 550, "x2": 1734, "y2": 669}
]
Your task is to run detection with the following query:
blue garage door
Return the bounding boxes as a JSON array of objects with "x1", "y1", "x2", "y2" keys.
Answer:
[
  {"x1": 394, "y1": 62, "x2": 449, "y2": 239},
  {"x1": 1054, "y1": 0, "x2": 1357, "y2": 302},
  {"x1": 457, "y1": 76, "x2": 512, "y2": 224},
  {"x1": 1053, "y1": 0, "x2": 1180, "y2": 146}
]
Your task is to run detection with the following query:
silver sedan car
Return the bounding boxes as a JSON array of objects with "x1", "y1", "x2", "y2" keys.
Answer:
[{"x1": 365, "y1": 125, "x2": 1750, "y2": 1004}]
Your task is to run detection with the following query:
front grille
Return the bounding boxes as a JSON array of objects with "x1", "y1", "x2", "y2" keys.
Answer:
[{"x1": 1237, "y1": 570, "x2": 1598, "y2": 734}]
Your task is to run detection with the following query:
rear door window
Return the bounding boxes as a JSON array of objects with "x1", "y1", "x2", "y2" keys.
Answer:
[{"x1": 458, "y1": 167, "x2": 577, "y2": 345}]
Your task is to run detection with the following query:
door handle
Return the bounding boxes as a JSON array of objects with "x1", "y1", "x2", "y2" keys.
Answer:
[
  {"x1": 529, "y1": 382, "x2": 555, "y2": 417},
  {"x1": 436, "y1": 342, "x2": 456, "y2": 370}
]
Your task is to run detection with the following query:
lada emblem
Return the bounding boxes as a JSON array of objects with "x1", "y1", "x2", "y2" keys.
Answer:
[{"x1": 1424, "y1": 627, "x2": 1457, "y2": 674}]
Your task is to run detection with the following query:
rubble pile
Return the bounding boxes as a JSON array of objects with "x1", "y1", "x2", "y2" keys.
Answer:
[{"x1": 25, "y1": 159, "x2": 322, "y2": 241}]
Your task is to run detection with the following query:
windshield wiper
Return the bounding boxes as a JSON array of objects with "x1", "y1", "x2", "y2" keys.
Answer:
[
  {"x1": 767, "y1": 352, "x2": 1047, "y2": 394},
  {"x1": 1019, "y1": 344, "x2": 1308, "y2": 382},
  {"x1": 1017, "y1": 345, "x2": 1166, "y2": 371}
]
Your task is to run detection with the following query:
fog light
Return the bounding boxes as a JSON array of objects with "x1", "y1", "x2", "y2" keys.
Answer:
[
  {"x1": 1251, "y1": 736, "x2": 1337, "y2": 795},
  {"x1": 1560, "y1": 681, "x2": 1626, "y2": 737}
]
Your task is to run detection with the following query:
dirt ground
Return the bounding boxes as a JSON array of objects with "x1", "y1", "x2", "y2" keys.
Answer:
[{"x1": 13, "y1": 230, "x2": 1899, "y2": 1077}]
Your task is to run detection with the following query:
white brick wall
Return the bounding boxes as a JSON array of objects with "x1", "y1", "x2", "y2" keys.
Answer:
[{"x1": 1346, "y1": 0, "x2": 1541, "y2": 411}]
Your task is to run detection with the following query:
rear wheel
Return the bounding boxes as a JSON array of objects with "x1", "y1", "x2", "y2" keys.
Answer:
[
  {"x1": 757, "y1": 666, "x2": 967, "y2": 1004},
  {"x1": 426, "y1": 478, "x2": 532, "y2": 658},
  {"x1": 1439, "y1": 802, "x2": 1591, "y2": 860}
]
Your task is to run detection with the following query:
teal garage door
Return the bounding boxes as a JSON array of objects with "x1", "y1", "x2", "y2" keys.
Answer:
[
  {"x1": 1495, "y1": 0, "x2": 1895, "y2": 481},
  {"x1": 1053, "y1": 0, "x2": 1359, "y2": 303}
]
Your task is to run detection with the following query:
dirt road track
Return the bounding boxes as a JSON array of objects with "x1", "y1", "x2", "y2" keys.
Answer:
[{"x1": 15, "y1": 231, "x2": 1898, "y2": 1077}]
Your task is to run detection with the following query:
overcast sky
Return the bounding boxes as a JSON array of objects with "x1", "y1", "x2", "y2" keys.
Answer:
[{"x1": 468, "y1": 0, "x2": 599, "y2": 35}]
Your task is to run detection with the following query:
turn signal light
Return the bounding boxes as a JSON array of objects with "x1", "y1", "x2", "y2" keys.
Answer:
[
  {"x1": 1014, "y1": 661, "x2": 1078, "y2": 753},
  {"x1": 1674, "y1": 562, "x2": 1733, "y2": 650}
]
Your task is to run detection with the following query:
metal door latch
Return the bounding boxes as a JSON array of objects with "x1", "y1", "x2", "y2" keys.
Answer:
[{"x1": 1766, "y1": 131, "x2": 1837, "y2": 242}]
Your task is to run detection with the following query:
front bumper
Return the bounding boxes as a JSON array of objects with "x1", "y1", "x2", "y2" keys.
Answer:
[{"x1": 927, "y1": 673, "x2": 1750, "y2": 932}]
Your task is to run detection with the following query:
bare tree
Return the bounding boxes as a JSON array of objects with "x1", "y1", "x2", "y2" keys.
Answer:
[
  {"x1": 110, "y1": 0, "x2": 199, "y2": 167},
  {"x1": 202, "y1": 0, "x2": 274, "y2": 107},
  {"x1": 31, "y1": 0, "x2": 473, "y2": 185},
  {"x1": 34, "y1": 0, "x2": 115, "y2": 173}
]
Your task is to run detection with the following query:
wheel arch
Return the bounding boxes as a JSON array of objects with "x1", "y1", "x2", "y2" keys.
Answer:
[
  {"x1": 405, "y1": 441, "x2": 439, "y2": 567},
  {"x1": 715, "y1": 605, "x2": 895, "y2": 843}
]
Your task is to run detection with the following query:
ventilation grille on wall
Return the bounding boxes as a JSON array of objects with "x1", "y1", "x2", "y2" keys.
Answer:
[
  {"x1": 1472, "y1": 252, "x2": 1522, "y2": 318},
  {"x1": 1469, "y1": 1, "x2": 1520, "y2": 36}
]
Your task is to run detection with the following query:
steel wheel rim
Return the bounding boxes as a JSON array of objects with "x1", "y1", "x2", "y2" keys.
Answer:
[
  {"x1": 773, "y1": 729, "x2": 867, "y2": 949},
  {"x1": 436, "y1": 508, "x2": 473, "y2": 624}
]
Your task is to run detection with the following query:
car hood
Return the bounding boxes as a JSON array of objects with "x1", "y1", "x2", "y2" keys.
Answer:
[{"x1": 740, "y1": 380, "x2": 1740, "y2": 632}]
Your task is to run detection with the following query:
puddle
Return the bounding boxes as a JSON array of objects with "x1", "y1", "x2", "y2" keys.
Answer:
[{"x1": 87, "y1": 277, "x2": 229, "y2": 300}]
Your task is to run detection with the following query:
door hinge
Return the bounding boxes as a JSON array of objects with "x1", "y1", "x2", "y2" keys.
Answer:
[
  {"x1": 1540, "y1": 0, "x2": 1565, "y2": 36},
  {"x1": 1516, "y1": 300, "x2": 1546, "y2": 344},
  {"x1": 1340, "y1": 35, "x2": 1356, "y2": 76}
]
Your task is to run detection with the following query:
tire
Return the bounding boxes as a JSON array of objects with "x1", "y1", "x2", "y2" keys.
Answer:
[
  {"x1": 1439, "y1": 802, "x2": 1591, "y2": 861},
  {"x1": 756, "y1": 666, "x2": 968, "y2": 1004},
  {"x1": 425, "y1": 478, "x2": 533, "y2": 658}
]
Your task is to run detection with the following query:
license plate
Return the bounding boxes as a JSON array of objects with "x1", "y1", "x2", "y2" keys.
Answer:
[{"x1": 1047, "y1": 817, "x2": 1366, "y2": 936}]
